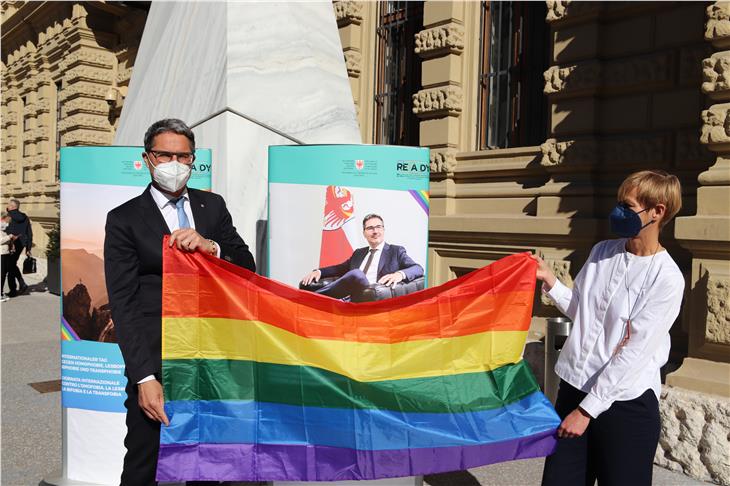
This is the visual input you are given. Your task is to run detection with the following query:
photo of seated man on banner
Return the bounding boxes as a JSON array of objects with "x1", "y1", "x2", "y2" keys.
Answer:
[{"x1": 300, "y1": 211, "x2": 424, "y2": 301}]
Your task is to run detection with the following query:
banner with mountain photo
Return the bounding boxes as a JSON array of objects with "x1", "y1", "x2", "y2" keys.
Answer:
[
  {"x1": 157, "y1": 242, "x2": 560, "y2": 482},
  {"x1": 59, "y1": 146, "x2": 211, "y2": 484}
]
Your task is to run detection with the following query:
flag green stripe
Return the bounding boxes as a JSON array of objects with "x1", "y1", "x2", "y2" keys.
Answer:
[{"x1": 162, "y1": 359, "x2": 539, "y2": 413}]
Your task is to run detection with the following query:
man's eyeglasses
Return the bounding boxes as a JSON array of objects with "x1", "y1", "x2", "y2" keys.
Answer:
[
  {"x1": 148, "y1": 150, "x2": 195, "y2": 165},
  {"x1": 364, "y1": 225, "x2": 384, "y2": 232}
]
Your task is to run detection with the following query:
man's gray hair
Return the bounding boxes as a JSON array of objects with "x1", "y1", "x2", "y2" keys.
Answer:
[
  {"x1": 143, "y1": 118, "x2": 195, "y2": 153},
  {"x1": 8, "y1": 199, "x2": 19, "y2": 209}
]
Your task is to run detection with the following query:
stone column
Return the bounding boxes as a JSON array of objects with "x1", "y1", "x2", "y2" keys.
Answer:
[
  {"x1": 413, "y1": 2, "x2": 465, "y2": 182},
  {"x1": 659, "y1": 3, "x2": 730, "y2": 484},
  {"x1": 671, "y1": 1, "x2": 730, "y2": 385}
]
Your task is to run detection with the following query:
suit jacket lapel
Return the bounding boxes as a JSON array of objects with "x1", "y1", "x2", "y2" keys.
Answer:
[
  {"x1": 137, "y1": 185, "x2": 170, "y2": 236},
  {"x1": 377, "y1": 243, "x2": 390, "y2": 278},
  {"x1": 188, "y1": 189, "x2": 209, "y2": 237}
]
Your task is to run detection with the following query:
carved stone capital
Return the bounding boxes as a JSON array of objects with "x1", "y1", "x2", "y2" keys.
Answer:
[
  {"x1": 415, "y1": 24, "x2": 464, "y2": 59},
  {"x1": 63, "y1": 131, "x2": 112, "y2": 146},
  {"x1": 412, "y1": 86, "x2": 462, "y2": 118},
  {"x1": 333, "y1": 1, "x2": 363, "y2": 27},
  {"x1": 706, "y1": 2, "x2": 730, "y2": 47},
  {"x1": 546, "y1": 0, "x2": 601, "y2": 23},
  {"x1": 702, "y1": 51, "x2": 730, "y2": 99},
  {"x1": 544, "y1": 62, "x2": 600, "y2": 96},
  {"x1": 344, "y1": 50, "x2": 361, "y2": 78},
  {"x1": 430, "y1": 148, "x2": 458, "y2": 174},
  {"x1": 701, "y1": 103, "x2": 730, "y2": 148},
  {"x1": 539, "y1": 138, "x2": 597, "y2": 166},
  {"x1": 707, "y1": 276, "x2": 730, "y2": 345}
]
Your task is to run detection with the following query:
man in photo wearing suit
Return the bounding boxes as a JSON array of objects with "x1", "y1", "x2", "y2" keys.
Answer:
[
  {"x1": 104, "y1": 118, "x2": 255, "y2": 485},
  {"x1": 300, "y1": 213, "x2": 423, "y2": 299}
]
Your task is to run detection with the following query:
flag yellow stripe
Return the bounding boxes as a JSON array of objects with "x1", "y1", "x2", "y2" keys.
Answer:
[{"x1": 163, "y1": 317, "x2": 527, "y2": 382}]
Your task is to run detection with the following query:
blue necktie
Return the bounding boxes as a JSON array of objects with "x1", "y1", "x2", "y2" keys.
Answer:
[{"x1": 173, "y1": 197, "x2": 190, "y2": 229}]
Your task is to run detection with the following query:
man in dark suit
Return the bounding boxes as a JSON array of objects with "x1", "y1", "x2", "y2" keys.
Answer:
[
  {"x1": 104, "y1": 118, "x2": 255, "y2": 486},
  {"x1": 300, "y1": 213, "x2": 423, "y2": 299},
  {"x1": 5, "y1": 198, "x2": 32, "y2": 296}
]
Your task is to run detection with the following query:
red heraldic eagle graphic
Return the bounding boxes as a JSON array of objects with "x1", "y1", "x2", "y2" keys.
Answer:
[{"x1": 319, "y1": 185, "x2": 355, "y2": 267}]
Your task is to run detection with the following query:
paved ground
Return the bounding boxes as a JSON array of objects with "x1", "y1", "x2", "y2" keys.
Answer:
[{"x1": 0, "y1": 270, "x2": 712, "y2": 486}]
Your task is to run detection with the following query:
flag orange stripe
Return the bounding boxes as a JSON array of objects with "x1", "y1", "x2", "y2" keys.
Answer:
[{"x1": 163, "y1": 272, "x2": 534, "y2": 343}]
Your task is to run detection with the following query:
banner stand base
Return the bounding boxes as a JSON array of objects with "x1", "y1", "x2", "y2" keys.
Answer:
[{"x1": 40, "y1": 472, "x2": 112, "y2": 486}]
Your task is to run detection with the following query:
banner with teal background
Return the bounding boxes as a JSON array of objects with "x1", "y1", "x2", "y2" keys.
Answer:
[
  {"x1": 59, "y1": 146, "x2": 211, "y2": 484},
  {"x1": 268, "y1": 144, "x2": 430, "y2": 289}
]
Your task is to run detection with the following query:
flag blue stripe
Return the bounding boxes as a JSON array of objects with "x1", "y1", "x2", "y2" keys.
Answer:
[{"x1": 161, "y1": 390, "x2": 559, "y2": 450}]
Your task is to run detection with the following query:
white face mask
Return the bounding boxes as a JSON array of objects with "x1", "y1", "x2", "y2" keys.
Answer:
[
  {"x1": 149, "y1": 160, "x2": 191, "y2": 193},
  {"x1": 0, "y1": 222, "x2": 7, "y2": 231}
]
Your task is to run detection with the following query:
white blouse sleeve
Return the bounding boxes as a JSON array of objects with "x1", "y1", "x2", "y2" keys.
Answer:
[
  {"x1": 543, "y1": 243, "x2": 600, "y2": 321},
  {"x1": 579, "y1": 273, "x2": 684, "y2": 417}
]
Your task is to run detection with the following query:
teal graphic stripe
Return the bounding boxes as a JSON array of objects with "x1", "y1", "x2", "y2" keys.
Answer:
[
  {"x1": 60, "y1": 146, "x2": 212, "y2": 188},
  {"x1": 268, "y1": 145, "x2": 430, "y2": 191}
]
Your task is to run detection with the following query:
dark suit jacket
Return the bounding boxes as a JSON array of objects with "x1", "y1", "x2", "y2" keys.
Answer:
[
  {"x1": 319, "y1": 243, "x2": 423, "y2": 282},
  {"x1": 104, "y1": 185, "x2": 255, "y2": 384}
]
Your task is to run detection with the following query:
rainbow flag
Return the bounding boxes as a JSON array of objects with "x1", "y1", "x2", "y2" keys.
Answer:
[{"x1": 157, "y1": 242, "x2": 559, "y2": 482}]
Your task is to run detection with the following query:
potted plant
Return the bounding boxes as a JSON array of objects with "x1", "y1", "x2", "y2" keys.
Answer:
[{"x1": 46, "y1": 222, "x2": 60, "y2": 295}]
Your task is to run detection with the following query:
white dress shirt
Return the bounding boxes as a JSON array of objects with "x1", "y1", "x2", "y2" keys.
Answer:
[
  {"x1": 545, "y1": 238, "x2": 684, "y2": 418},
  {"x1": 359, "y1": 242, "x2": 385, "y2": 284},
  {"x1": 149, "y1": 184, "x2": 196, "y2": 231},
  {"x1": 139, "y1": 186, "x2": 218, "y2": 385}
]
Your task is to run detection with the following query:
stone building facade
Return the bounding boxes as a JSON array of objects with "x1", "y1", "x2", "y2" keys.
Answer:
[
  {"x1": 335, "y1": 1, "x2": 729, "y2": 484},
  {"x1": 1, "y1": 1, "x2": 147, "y2": 252}
]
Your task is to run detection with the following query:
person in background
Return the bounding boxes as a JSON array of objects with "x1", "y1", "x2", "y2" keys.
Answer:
[
  {"x1": 1, "y1": 212, "x2": 16, "y2": 302},
  {"x1": 5, "y1": 199, "x2": 32, "y2": 297},
  {"x1": 534, "y1": 170, "x2": 685, "y2": 486}
]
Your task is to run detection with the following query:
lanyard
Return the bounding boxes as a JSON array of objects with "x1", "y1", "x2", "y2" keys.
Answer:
[{"x1": 614, "y1": 245, "x2": 659, "y2": 354}]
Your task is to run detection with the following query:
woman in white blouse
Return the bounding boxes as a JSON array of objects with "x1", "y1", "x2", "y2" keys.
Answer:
[{"x1": 534, "y1": 170, "x2": 685, "y2": 486}]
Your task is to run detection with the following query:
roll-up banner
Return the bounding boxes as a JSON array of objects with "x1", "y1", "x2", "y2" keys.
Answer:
[
  {"x1": 54, "y1": 146, "x2": 211, "y2": 485},
  {"x1": 267, "y1": 144, "x2": 429, "y2": 486}
]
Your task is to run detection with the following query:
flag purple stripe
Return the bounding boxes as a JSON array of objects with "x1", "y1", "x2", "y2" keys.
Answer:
[
  {"x1": 61, "y1": 316, "x2": 81, "y2": 340},
  {"x1": 156, "y1": 428, "x2": 557, "y2": 482},
  {"x1": 409, "y1": 189, "x2": 429, "y2": 214}
]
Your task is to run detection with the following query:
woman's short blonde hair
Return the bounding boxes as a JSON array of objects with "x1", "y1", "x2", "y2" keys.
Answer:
[{"x1": 617, "y1": 170, "x2": 682, "y2": 227}]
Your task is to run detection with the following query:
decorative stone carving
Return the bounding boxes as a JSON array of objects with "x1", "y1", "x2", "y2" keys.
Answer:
[
  {"x1": 63, "y1": 131, "x2": 112, "y2": 146},
  {"x1": 65, "y1": 66, "x2": 114, "y2": 84},
  {"x1": 61, "y1": 84, "x2": 110, "y2": 101},
  {"x1": 602, "y1": 135, "x2": 668, "y2": 165},
  {"x1": 541, "y1": 260, "x2": 573, "y2": 306},
  {"x1": 35, "y1": 98, "x2": 51, "y2": 114},
  {"x1": 62, "y1": 50, "x2": 115, "y2": 69},
  {"x1": 344, "y1": 50, "x2": 361, "y2": 78},
  {"x1": 545, "y1": 54, "x2": 672, "y2": 96},
  {"x1": 430, "y1": 148, "x2": 457, "y2": 174},
  {"x1": 706, "y1": 276, "x2": 730, "y2": 345},
  {"x1": 655, "y1": 386, "x2": 730, "y2": 485},
  {"x1": 681, "y1": 45, "x2": 713, "y2": 86},
  {"x1": 546, "y1": 0, "x2": 601, "y2": 23},
  {"x1": 700, "y1": 104, "x2": 730, "y2": 145},
  {"x1": 58, "y1": 114, "x2": 109, "y2": 132},
  {"x1": 63, "y1": 98, "x2": 109, "y2": 115},
  {"x1": 333, "y1": 1, "x2": 363, "y2": 27},
  {"x1": 412, "y1": 86, "x2": 462, "y2": 117},
  {"x1": 706, "y1": 2, "x2": 730, "y2": 42},
  {"x1": 702, "y1": 51, "x2": 730, "y2": 96},
  {"x1": 539, "y1": 138, "x2": 597, "y2": 166},
  {"x1": 544, "y1": 62, "x2": 600, "y2": 95},
  {"x1": 415, "y1": 24, "x2": 465, "y2": 58}
]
